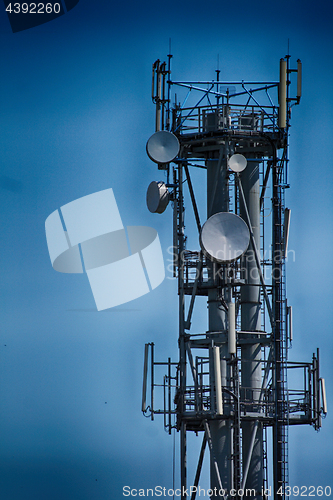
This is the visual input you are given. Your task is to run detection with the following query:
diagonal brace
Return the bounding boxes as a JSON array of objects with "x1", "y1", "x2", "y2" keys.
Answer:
[
  {"x1": 203, "y1": 420, "x2": 226, "y2": 498},
  {"x1": 191, "y1": 434, "x2": 207, "y2": 500}
]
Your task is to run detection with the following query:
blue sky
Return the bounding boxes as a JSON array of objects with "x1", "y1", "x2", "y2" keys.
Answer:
[{"x1": 0, "y1": 0, "x2": 332, "y2": 498}]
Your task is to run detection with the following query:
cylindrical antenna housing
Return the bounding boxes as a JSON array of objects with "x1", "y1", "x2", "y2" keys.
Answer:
[
  {"x1": 142, "y1": 343, "x2": 149, "y2": 412},
  {"x1": 320, "y1": 378, "x2": 327, "y2": 414},
  {"x1": 287, "y1": 305, "x2": 293, "y2": 342},
  {"x1": 284, "y1": 208, "x2": 291, "y2": 259},
  {"x1": 213, "y1": 346, "x2": 223, "y2": 415},
  {"x1": 297, "y1": 59, "x2": 302, "y2": 103},
  {"x1": 155, "y1": 61, "x2": 162, "y2": 132},
  {"x1": 228, "y1": 302, "x2": 236, "y2": 354},
  {"x1": 279, "y1": 58, "x2": 287, "y2": 129}
]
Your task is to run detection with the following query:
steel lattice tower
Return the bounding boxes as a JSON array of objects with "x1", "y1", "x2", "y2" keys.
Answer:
[{"x1": 142, "y1": 54, "x2": 327, "y2": 500}]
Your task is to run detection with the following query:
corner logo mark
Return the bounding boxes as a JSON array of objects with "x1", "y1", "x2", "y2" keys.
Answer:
[
  {"x1": 4, "y1": 1, "x2": 80, "y2": 33},
  {"x1": 45, "y1": 188, "x2": 165, "y2": 310}
]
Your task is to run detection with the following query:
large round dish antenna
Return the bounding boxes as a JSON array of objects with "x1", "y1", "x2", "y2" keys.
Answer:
[
  {"x1": 228, "y1": 153, "x2": 247, "y2": 173},
  {"x1": 146, "y1": 131, "x2": 180, "y2": 164},
  {"x1": 146, "y1": 181, "x2": 170, "y2": 214},
  {"x1": 199, "y1": 212, "x2": 250, "y2": 263}
]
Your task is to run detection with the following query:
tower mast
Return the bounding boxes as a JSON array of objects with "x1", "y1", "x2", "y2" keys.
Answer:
[{"x1": 143, "y1": 54, "x2": 326, "y2": 500}]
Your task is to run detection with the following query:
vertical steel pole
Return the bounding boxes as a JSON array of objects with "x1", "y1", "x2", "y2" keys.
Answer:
[
  {"x1": 207, "y1": 148, "x2": 232, "y2": 495},
  {"x1": 240, "y1": 159, "x2": 263, "y2": 497},
  {"x1": 272, "y1": 158, "x2": 283, "y2": 498},
  {"x1": 178, "y1": 163, "x2": 187, "y2": 499}
]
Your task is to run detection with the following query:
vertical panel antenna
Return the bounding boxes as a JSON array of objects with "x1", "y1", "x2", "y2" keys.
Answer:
[
  {"x1": 297, "y1": 59, "x2": 302, "y2": 103},
  {"x1": 279, "y1": 58, "x2": 287, "y2": 128}
]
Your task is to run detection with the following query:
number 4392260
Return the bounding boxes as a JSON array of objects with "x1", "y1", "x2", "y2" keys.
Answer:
[
  {"x1": 6, "y1": 3, "x2": 61, "y2": 14},
  {"x1": 277, "y1": 486, "x2": 331, "y2": 496}
]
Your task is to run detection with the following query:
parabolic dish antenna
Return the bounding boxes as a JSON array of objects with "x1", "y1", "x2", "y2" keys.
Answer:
[
  {"x1": 146, "y1": 181, "x2": 169, "y2": 214},
  {"x1": 146, "y1": 130, "x2": 180, "y2": 164},
  {"x1": 228, "y1": 153, "x2": 247, "y2": 173},
  {"x1": 199, "y1": 212, "x2": 250, "y2": 263}
]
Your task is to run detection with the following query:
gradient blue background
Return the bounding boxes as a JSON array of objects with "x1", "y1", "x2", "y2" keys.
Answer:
[{"x1": 0, "y1": 0, "x2": 332, "y2": 498}]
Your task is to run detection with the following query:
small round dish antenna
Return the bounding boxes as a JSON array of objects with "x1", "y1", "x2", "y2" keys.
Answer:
[
  {"x1": 146, "y1": 131, "x2": 180, "y2": 164},
  {"x1": 228, "y1": 154, "x2": 247, "y2": 173},
  {"x1": 146, "y1": 181, "x2": 170, "y2": 214},
  {"x1": 199, "y1": 212, "x2": 250, "y2": 263}
]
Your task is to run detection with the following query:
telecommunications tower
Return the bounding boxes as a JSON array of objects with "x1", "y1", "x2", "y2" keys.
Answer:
[{"x1": 142, "y1": 54, "x2": 327, "y2": 500}]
